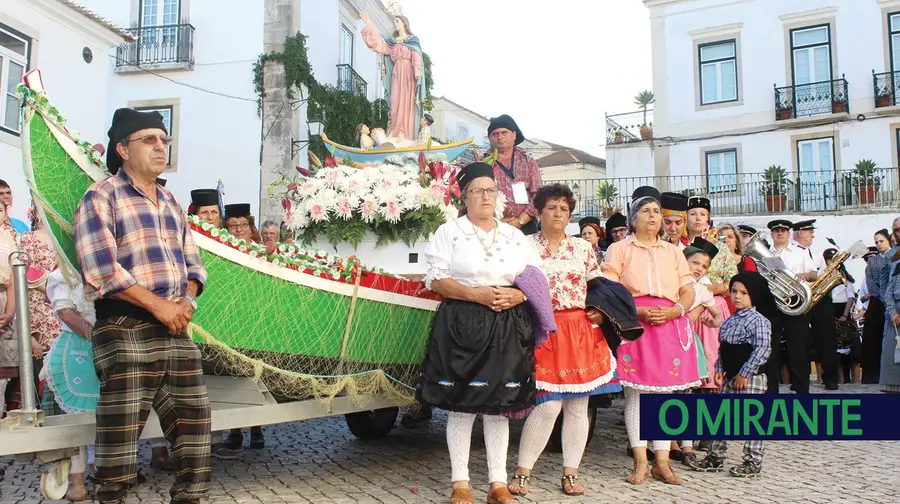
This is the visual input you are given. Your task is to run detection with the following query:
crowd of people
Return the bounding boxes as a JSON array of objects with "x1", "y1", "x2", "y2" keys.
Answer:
[{"x1": 0, "y1": 104, "x2": 899, "y2": 504}]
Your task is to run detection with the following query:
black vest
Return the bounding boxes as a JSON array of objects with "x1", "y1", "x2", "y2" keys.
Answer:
[{"x1": 719, "y1": 340, "x2": 765, "y2": 377}]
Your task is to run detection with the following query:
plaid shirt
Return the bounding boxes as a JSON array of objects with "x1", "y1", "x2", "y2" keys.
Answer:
[
  {"x1": 74, "y1": 170, "x2": 207, "y2": 301},
  {"x1": 715, "y1": 307, "x2": 771, "y2": 377},
  {"x1": 475, "y1": 145, "x2": 543, "y2": 218}
]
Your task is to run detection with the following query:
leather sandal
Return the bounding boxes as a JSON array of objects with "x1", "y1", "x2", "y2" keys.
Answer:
[
  {"x1": 450, "y1": 487, "x2": 474, "y2": 504},
  {"x1": 486, "y1": 486, "x2": 519, "y2": 504},
  {"x1": 651, "y1": 463, "x2": 683, "y2": 485},
  {"x1": 508, "y1": 473, "x2": 530, "y2": 495},
  {"x1": 561, "y1": 474, "x2": 584, "y2": 496}
]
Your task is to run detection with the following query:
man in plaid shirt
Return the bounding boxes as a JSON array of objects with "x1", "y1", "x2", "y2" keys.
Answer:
[
  {"x1": 476, "y1": 114, "x2": 543, "y2": 235},
  {"x1": 74, "y1": 108, "x2": 210, "y2": 504}
]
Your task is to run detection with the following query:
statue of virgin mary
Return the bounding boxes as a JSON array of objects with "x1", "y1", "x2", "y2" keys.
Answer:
[{"x1": 360, "y1": 10, "x2": 425, "y2": 145}]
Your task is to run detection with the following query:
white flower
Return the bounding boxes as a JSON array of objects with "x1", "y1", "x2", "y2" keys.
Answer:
[
  {"x1": 309, "y1": 202, "x2": 328, "y2": 222},
  {"x1": 336, "y1": 198, "x2": 354, "y2": 220},
  {"x1": 69, "y1": 130, "x2": 80, "y2": 141},
  {"x1": 360, "y1": 199, "x2": 378, "y2": 223},
  {"x1": 381, "y1": 200, "x2": 402, "y2": 222},
  {"x1": 210, "y1": 228, "x2": 220, "y2": 237}
]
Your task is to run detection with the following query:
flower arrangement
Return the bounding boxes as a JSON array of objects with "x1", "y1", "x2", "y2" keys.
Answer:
[
  {"x1": 19, "y1": 83, "x2": 106, "y2": 168},
  {"x1": 272, "y1": 153, "x2": 505, "y2": 248},
  {"x1": 188, "y1": 214, "x2": 393, "y2": 282}
]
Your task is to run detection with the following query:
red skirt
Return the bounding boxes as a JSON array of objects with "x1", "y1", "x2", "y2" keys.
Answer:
[{"x1": 534, "y1": 308, "x2": 615, "y2": 393}]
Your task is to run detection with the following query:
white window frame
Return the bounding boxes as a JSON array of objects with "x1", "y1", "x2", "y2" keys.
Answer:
[
  {"x1": 140, "y1": 0, "x2": 181, "y2": 27},
  {"x1": 0, "y1": 24, "x2": 29, "y2": 135},
  {"x1": 705, "y1": 148, "x2": 738, "y2": 193},
  {"x1": 699, "y1": 39, "x2": 738, "y2": 105},
  {"x1": 340, "y1": 25, "x2": 354, "y2": 68},
  {"x1": 456, "y1": 124, "x2": 470, "y2": 142},
  {"x1": 134, "y1": 105, "x2": 174, "y2": 166}
]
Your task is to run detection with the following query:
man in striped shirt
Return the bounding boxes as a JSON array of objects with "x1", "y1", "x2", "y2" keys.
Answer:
[{"x1": 74, "y1": 108, "x2": 210, "y2": 504}]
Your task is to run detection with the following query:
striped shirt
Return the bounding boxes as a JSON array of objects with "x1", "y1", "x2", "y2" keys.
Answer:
[
  {"x1": 715, "y1": 307, "x2": 771, "y2": 377},
  {"x1": 74, "y1": 169, "x2": 206, "y2": 301},
  {"x1": 474, "y1": 145, "x2": 543, "y2": 219}
]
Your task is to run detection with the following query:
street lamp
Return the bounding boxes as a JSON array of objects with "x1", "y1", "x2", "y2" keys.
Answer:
[{"x1": 292, "y1": 117, "x2": 327, "y2": 159}]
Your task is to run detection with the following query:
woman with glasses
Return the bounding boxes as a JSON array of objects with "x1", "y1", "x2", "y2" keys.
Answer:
[{"x1": 418, "y1": 162, "x2": 542, "y2": 504}]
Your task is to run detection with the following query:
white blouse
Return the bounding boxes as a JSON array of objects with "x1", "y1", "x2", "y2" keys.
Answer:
[
  {"x1": 424, "y1": 216, "x2": 542, "y2": 290},
  {"x1": 831, "y1": 281, "x2": 855, "y2": 304},
  {"x1": 46, "y1": 268, "x2": 96, "y2": 333}
]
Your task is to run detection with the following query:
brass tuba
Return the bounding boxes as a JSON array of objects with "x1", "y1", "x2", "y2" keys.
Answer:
[
  {"x1": 805, "y1": 240, "x2": 868, "y2": 313},
  {"x1": 743, "y1": 233, "x2": 812, "y2": 316}
]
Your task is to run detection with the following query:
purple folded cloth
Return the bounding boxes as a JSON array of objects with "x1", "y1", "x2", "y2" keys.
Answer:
[
  {"x1": 501, "y1": 266, "x2": 554, "y2": 420},
  {"x1": 515, "y1": 265, "x2": 556, "y2": 348}
]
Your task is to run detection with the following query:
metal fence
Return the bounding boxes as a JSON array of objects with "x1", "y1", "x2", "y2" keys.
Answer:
[
  {"x1": 117, "y1": 24, "x2": 195, "y2": 67},
  {"x1": 774, "y1": 76, "x2": 849, "y2": 120},
  {"x1": 336, "y1": 64, "x2": 368, "y2": 97},
  {"x1": 545, "y1": 167, "x2": 900, "y2": 221},
  {"x1": 605, "y1": 108, "x2": 654, "y2": 145},
  {"x1": 873, "y1": 70, "x2": 900, "y2": 108}
]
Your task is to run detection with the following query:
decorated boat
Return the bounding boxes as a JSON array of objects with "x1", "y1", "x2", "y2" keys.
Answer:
[
  {"x1": 18, "y1": 69, "x2": 442, "y2": 404},
  {"x1": 321, "y1": 132, "x2": 474, "y2": 166}
]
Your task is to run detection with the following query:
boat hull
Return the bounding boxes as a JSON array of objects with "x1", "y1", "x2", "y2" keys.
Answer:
[{"x1": 20, "y1": 70, "x2": 438, "y2": 397}]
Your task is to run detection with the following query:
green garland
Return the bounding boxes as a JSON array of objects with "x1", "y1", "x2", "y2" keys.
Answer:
[{"x1": 252, "y1": 32, "x2": 435, "y2": 158}]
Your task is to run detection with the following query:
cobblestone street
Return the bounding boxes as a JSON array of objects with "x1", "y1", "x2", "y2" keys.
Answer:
[{"x1": 2, "y1": 384, "x2": 899, "y2": 503}]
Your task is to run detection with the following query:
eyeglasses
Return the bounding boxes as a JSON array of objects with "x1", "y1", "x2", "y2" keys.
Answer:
[
  {"x1": 125, "y1": 134, "x2": 173, "y2": 146},
  {"x1": 228, "y1": 222, "x2": 250, "y2": 230},
  {"x1": 468, "y1": 187, "x2": 499, "y2": 198},
  {"x1": 612, "y1": 228, "x2": 628, "y2": 235}
]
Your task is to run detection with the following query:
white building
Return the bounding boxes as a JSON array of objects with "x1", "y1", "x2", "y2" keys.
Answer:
[
  {"x1": 431, "y1": 96, "x2": 489, "y2": 147},
  {"x1": 73, "y1": 0, "x2": 393, "y2": 219},
  {"x1": 606, "y1": 0, "x2": 900, "y2": 219},
  {"x1": 0, "y1": 0, "x2": 128, "y2": 224}
]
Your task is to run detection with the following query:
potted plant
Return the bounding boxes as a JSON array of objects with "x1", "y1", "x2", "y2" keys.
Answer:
[
  {"x1": 634, "y1": 90, "x2": 655, "y2": 140},
  {"x1": 760, "y1": 165, "x2": 789, "y2": 212},
  {"x1": 776, "y1": 104, "x2": 794, "y2": 120},
  {"x1": 851, "y1": 158, "x2": 881, "y2": 204},
  {"x1": 876, "y1": 88, "x2": 893, "y2": 108},
  {"x1": 832, "y1": 98, "x2": 847, "y2": 114},
  {"x1": 595, "y1": 181, "x2": 618, "y2": 217},
  {"x1": 613, "y1": 128, "x2": 625, "y2": 144}
]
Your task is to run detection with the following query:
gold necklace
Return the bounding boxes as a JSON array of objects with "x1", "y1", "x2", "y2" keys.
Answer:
[{"x1": 472, "y1": 219, "x2": 498, "y2": 259}]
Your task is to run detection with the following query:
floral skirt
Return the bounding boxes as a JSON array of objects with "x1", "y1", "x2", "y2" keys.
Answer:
[
  {"x1": 534, "y1": 308, "x2": 615, "y2": 399},
  {"x1": 617, "y1": 296, "x2": 702, "y2": 392}
]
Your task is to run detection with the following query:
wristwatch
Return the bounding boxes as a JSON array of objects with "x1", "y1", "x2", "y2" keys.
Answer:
[{"x1": 186, "y1": 295, "x2": 198, "y2": 311}]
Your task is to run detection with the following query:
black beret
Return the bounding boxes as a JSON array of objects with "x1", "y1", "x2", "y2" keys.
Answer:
[
  {"x1": 660, "y1": 192, "x2": 688, "y2": 212},
  {"x1": 487, "y1": 114, "x2": 524, "y2": 145},
  {"x1": 224, "y1": 203, "x2": 252, "y2": 218},
  {"x1": 191, "y1": 189, "x2": 219, "y2": 208},
  {"x1": 687, "y1": 195, "x2": 711, "y2": 212},
  {"x1": 579, "y1": 216, "x2": 602, "y2": 231},
  {"x1": 631, "y1": 186, "x2": 660, "y2": 201},
  {"x1": 687, "y1": 237, "x2": 719, "y2": 260},
  {"x1": 457, "y1": 162, "x2": 495, "y2": 191},
  {"x1": 605, "y1": 212, "x2": 626, "y2": 230},
  {"x1": 105, "y1": 107, "x2": 168, "y2": 174}
]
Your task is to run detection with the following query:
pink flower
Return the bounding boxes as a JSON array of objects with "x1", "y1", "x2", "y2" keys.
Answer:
[
  {"x1": 382, "y1": 200, "x2": 402, "y2": 222},
  {"x1": 360, "y1": 200, "x2": 378, "y2": 222},
  {"x1": 336, "y1": 198, "x2": 353, "y2": 219},
  {"x1": 310, "y1": 203, "x2": 327, "y2": 222},
  {"x1": 298, "y1": 182, "x2": 316, "y2": 197},
  {"x1": 281, "y1": 199, "x2": 292, "y2": 219},
  {"x1": 288, "y1": 181, "x2": 298, "y2": 191}
]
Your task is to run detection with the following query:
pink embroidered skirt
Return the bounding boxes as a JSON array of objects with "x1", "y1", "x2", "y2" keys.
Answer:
[
  {"x1": 698, "y1": 295, "x2": 732, "y2": 389},
  {"x1": 617, "y1": 296, "x2": 702, "y2": 392}
]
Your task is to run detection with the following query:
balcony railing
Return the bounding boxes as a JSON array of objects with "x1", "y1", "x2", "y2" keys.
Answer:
[
  {"x1": 336, "y1": 64, "x2": 367, "y2": 97},
  {"x1": 873, "y1": 70, "x2": 900, "y2": 108},
  {"x1": 545, "y1": 167, "x2": 900, "y2": 220},
  {"x1": 774, "y1": 76, "x2": 849, "y2": 121},
  {"x1": 117, "y1": 24, "x2": 195, "y2": 68},
  {"x1": 605, "y1": 108, "x2": 654, "y2": 146}
]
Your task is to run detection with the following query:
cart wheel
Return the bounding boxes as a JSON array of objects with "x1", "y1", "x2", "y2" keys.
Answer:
[
  {"x1": 345, "y1": 407, "x2": 399, "y2": 440},
  {"x1": 40, "y1": 458, "x2": 71, "y2": 500},
  {"x1": 547, "y1": 405, "x2": 598, "y2": 453}
]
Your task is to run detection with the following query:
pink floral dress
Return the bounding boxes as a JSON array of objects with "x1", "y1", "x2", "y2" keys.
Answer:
[{"x1": 20, "y1": 232, "x2": 61, "y2": 351}]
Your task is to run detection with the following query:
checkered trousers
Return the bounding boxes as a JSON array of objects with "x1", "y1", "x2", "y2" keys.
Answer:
[
  {"x1": 92, "y1": 315, "x2": 211, "y2": 502},
  {"x1": 708, "y1": 374, "x2": 766, "y2": 465}
]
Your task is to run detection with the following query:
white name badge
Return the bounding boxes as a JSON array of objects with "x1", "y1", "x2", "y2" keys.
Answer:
[{"x1": 512, "y1": 182, "x2": 529, "y2": 204}]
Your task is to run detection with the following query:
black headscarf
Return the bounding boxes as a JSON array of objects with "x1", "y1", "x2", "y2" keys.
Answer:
[
  {"x1": 105, "y1": 108, "x2": 168, "y2": 174},
  {"x1": 729, "y1": 271, "x2": 778, "y2": 322}
]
